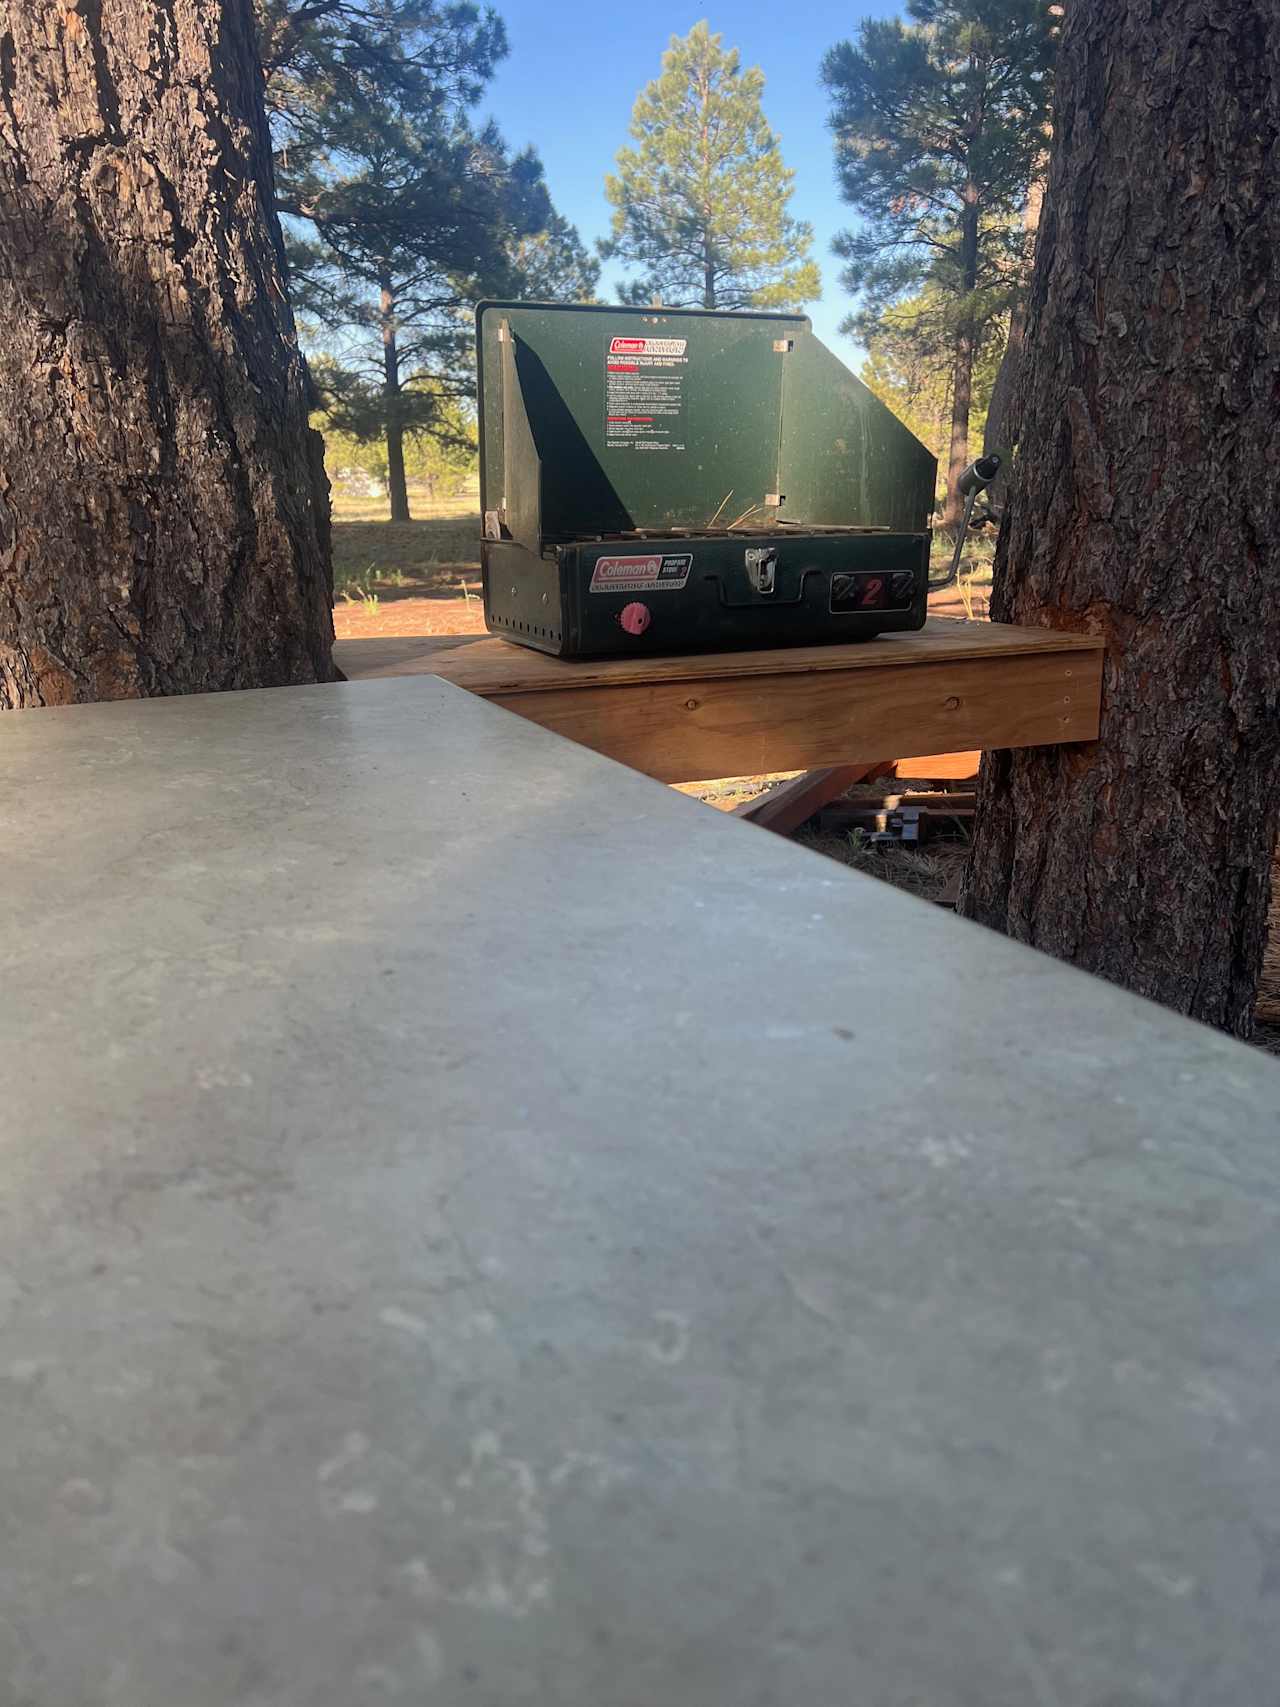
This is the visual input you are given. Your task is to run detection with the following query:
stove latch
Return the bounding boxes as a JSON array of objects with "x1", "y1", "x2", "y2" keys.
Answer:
[{"x1": 744, "y1": 546, "x2": 777, "y2": 595}]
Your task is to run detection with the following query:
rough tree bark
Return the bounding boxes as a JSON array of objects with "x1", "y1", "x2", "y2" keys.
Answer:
[
  {"x1": 0, "y1": 0, "x2": 336, "y2": 707},
  {"x1": 960, "y1": 0, "x2": 1280, "y2": 1037},
  {"x1": 982, "y1": 178, "x2": 1044, "y2": 513}
]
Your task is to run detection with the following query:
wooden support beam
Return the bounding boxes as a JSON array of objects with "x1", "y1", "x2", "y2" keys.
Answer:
[
  {"x1": 335, "y1": 624, "x2": 1102, "y2": 786},
  {"x1": 731, "y1": 763, "x2": 893, "y2": 834},
  {"x1": 482, "y1": 654, "x2": 1090, "y2": 783}
]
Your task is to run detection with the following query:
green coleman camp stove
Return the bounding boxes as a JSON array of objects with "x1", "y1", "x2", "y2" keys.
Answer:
[{"x1": 476, "y1": 301, "x2": 937, "y2": 658}]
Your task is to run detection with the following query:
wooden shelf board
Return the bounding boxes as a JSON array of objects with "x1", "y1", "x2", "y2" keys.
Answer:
[
  {"x1": 334, "y1": 621, "x2": 1103, "y2": 785},
  {"x1": 337, "y1": 617, "x2": 1102, "y2": 697}
]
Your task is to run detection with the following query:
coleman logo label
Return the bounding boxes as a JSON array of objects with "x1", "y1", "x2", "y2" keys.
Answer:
[
  {"x1": 608, "y1": 336, "x2": 688, "y2": 357},
  {"x1": 589, "y1": 553, "x2": 693, "y2": 593}
]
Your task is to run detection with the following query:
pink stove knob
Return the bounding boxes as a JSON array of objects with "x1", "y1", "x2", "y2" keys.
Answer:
[{"x1": 619, "y1": 602, "x2": 651, "y2": 635}]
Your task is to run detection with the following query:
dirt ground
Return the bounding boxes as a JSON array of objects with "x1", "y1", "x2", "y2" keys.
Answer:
[{"x1": 333, "y1": 578, "x2": 488, "y2": 639}]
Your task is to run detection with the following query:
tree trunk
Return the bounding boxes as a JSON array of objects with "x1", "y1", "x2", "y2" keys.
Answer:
[
  {"x1": 0, "y1": 0, "x2": 336, "y2": 707},
  {"x1": 380, "y1": 279, "x2": 410, "y2": 523},
  {"x1": 983, "y1": 178, "x2": 1044, "y2": 512},
  {"x1": 942, "y1": 321, "x2": 975, "y2": 529},
  {"x1": 699, "y1": 64, "x2": 716, "y2": 312},
  {"x1": 959, "y1": 0, "x2": 1280, "y2": 1038},
  {"x1": 983, "y1": 309, "x2": 1024, "y2": 465},
  {"x1": 941, "y1": 189, "x2": 980, "y2": 530}
]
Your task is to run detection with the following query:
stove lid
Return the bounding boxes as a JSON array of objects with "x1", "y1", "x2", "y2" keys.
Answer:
[{"x1": 476, "y1": 302, "x2": 935, "y2": 549}]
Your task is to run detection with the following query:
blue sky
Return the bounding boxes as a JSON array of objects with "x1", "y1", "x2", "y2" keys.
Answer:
[{"x1": 482, "y1": 1, "x2": 898, "y2": 353}]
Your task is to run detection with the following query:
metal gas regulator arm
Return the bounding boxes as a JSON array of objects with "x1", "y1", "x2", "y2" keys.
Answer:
[{"x1": 928, "y1": 455, "x2": 1002, "y2": 594}]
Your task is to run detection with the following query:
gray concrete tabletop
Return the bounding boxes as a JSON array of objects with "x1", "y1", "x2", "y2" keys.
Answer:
[{"x1": 1, "y1": 675, "x2": 1279, "y2": 1707}]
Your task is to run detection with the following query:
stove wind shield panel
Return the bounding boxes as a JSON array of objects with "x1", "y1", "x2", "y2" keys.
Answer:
[{"x1": 476, "y1": 301, "x2": 937, "y2": 657}]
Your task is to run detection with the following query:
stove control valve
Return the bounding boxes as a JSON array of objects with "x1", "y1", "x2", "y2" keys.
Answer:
[{"x1": 619, "y1": 601, "x2": 651, "y2": 635}]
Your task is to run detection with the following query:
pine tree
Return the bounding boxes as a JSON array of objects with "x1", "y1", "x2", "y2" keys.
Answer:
[
  {"x1": 859, "y1": 287, "x2": 1003, "y2": 471},
  {"x1": 960, "y1": 0, "x2": 1280, "y2": 1037},
  {"x1": 258, "y1": 1, "x2": 506, "y2": 142},
  {"x1": 0, "y1": 0, "x2": 335, "y2": 708},
  {"x1": 822, "y1": 0, "x2": 1052, "y2": 526},
  {"x1": 321, "y1": 386, "x2": 476, "y2": 505},
  {"x1": 602, "y1": 21, "x2": 820, "y2": 312},
  {"x1": 283, "y1": 115, "x2": 555, "y2": 522},
  {"x1": 508, "y1": 211, "x2": 601, "y2": 306},
  {"x1": 262, "y1": 1, "x2": 596, "y2": 521}
]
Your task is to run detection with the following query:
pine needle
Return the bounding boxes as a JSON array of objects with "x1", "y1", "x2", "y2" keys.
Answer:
[{"x1": 705, "y1": 490, "x2": 734, "y2": 528}]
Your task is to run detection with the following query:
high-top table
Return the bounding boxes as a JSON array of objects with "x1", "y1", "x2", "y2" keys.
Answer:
[
  {"x1": 2, "y1": 675, "x2": 1277, "y2": 1707},
  {"x1": 335, "y1": 617, "x2": 1104, "y2": 784}
]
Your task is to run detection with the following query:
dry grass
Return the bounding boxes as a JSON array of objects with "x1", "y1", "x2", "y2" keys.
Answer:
[
  {"x1": 791, "y1": 768, "x2": 973, "y2": 903},
  {"x1": 797, "y1": 827, "x2": 967, "y2": 905},
  {"x1": 329, "y1": 481, "x2": 481, "y2": 605},
  {"x1": 330, "y1": 480, "x2": 479, "y2": 524},
  {"x1": 332, "y1": 516, "x2": 479, "y2": 595},
  {"x1": 929, "y1": 530, "x2": 994, "y2": 620}
]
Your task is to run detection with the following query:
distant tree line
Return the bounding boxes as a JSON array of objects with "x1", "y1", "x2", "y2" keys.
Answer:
[
  {"x1": 822, "y1": 0, "x2": 1054, "y2": 525},
  {"x1": 268, "y1": 4, "x2": 1055, "y2": 528}
]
